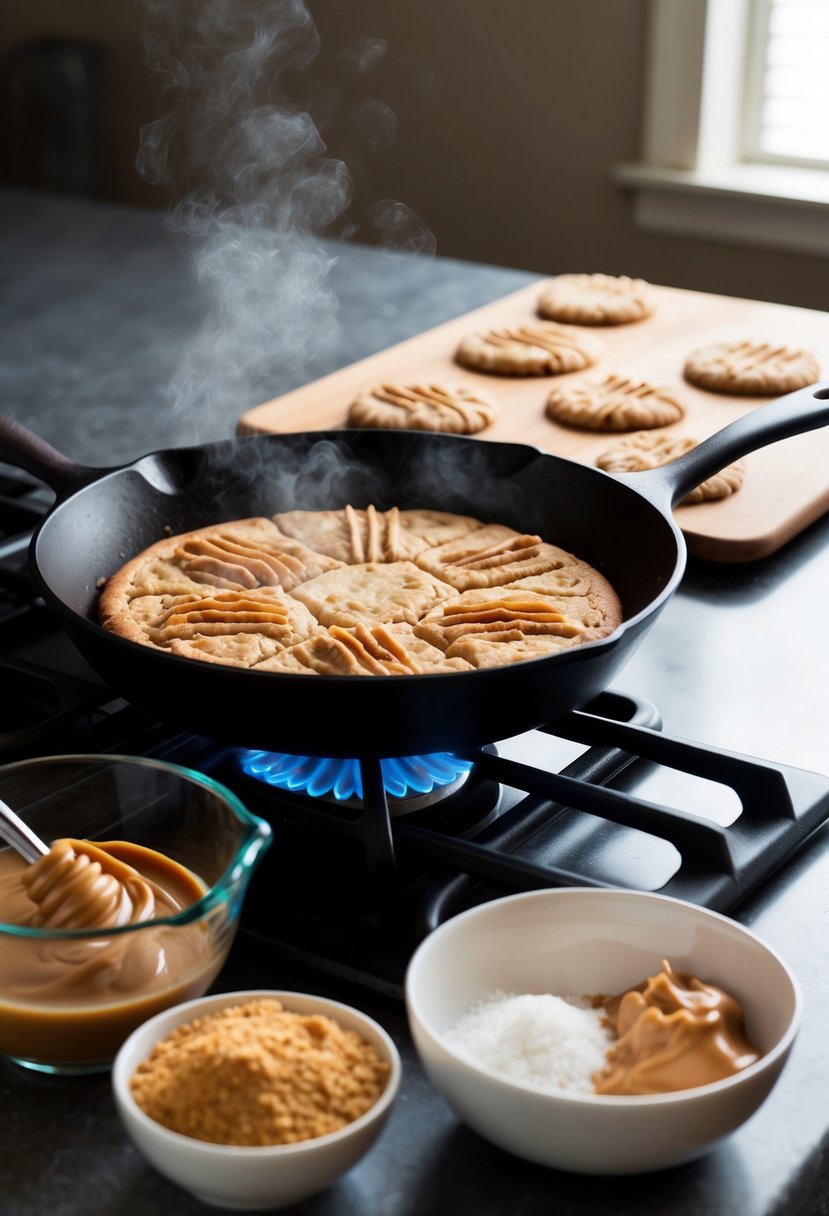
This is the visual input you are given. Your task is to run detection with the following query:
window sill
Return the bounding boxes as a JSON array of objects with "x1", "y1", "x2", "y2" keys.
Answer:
[{"x1": 613, "y1": 162, "x2": 829, "y2": 257}]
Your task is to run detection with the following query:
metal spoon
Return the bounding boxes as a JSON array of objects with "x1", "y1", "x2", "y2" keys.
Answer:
[{"x1": 0, "y1": 797, "x2": 50, "y2": 863}]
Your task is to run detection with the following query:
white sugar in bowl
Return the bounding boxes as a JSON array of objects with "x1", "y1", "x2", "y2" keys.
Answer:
[{"x1": 406, "y1": 887, "x2": 800, "y2": 1174}]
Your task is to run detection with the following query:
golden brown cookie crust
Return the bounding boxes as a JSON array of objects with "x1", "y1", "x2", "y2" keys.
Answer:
[
  {"x1": 683, "y1": 341, "x2": 819, "y2": 396},
  {"x1": 348, "y1": 383, "x2": 498, "y2": 434},
  {"x1": 546, "y1": 375, "x2": 685, "y2": 432},
  {"x1": 595, "y1": 432, "x2": 746, "y2": 504},
  {"x1": 456, "y1": 323, "x2": 602, "y2": 376},
  {"x1": 538, "y1": 274, "x2": 652, "y2": 326}
]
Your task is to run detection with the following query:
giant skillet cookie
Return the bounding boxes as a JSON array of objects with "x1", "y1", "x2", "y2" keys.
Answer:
[{"x1": 99, "y1": 507, "x2": 622, "y2": 676}]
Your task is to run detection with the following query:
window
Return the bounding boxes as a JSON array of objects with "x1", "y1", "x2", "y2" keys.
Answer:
[
  {"x1": 615, "y1": 0, "x2": 829, "y2": 256},
  {"x1": 743, "y1": 0, "x2": 829, "y2": 168}
]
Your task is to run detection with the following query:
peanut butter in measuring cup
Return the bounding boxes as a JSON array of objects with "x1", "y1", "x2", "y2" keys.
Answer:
[{"x1": 0, "y1": 838, "x2": 225, "y2": 1071}]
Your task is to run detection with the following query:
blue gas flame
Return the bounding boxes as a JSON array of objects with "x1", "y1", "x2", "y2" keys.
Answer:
[{"x1": 238, "y1": 750, "x2": 473, "y2": 801}]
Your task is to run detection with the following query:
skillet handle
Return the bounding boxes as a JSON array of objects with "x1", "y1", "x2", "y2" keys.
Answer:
[
  {"x1": 619, "y1": 381, "x2": 829, "y2": 509},
  {"x1": 0, "y1": 414, "x2": 102, "y2": 498}
]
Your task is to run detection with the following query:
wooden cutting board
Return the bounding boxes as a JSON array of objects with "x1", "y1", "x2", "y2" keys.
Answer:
[{"x1": 238, "y1": 280, "x2": 829, "y2": 562}]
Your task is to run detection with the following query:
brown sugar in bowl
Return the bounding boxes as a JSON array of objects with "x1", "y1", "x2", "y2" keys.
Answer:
[{"x1": 112, "y1": 989, "x2": 402, "y2": 1210}]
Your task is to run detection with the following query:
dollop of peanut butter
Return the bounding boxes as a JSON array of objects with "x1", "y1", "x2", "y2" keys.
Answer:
[
  {"x1": 0, "y1": 839, "x2": 211, "y2": 1005},
  {"x1": 21, "y1": 839, "x2": 157, "y2": 929},
  {"x1": 0, "y1": 840, "x2": 221, "y2": 1066},
  {"x1": 593, "y1": 960, "x2": 761, "y2": 1095}
]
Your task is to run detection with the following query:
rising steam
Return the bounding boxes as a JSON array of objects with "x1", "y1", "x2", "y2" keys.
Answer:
[{"x1": 137, "y1": 0, "x2": 431, "y2": 433}]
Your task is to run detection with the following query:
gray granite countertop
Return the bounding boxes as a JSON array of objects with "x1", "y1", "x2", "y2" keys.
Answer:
[{"x1": 2, "y1": 189, "x2": 829, "y2": 1216}]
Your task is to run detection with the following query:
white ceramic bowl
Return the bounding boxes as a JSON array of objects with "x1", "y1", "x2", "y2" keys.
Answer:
[
  {"x1": 406, "y1": 888, "x2": 801, "y2": 1175},
  {"x1": 112, "y1": 989, "x2": 402, "y2": 1210}
]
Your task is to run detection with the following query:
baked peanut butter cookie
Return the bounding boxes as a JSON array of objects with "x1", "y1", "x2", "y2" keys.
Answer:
[
  {"x1": 538, "y1": 274, "x2": 652, "y2": 326},
  {"x1": 546, "y1": 374, "x2": 685, "y2": 431},
  {"x1": 100, "y1": 506, "x2": 623, "y2": 674},
  {"x1": 456, "y1": 322, "x2": 602, "y2": 376},
  {"x1": 348, "y1": 383, "x2": 498, "y2": 434},
  {"x1": 683, "y1": 340, "x2": 819, "y2": 395},
  {"x1": 595, "y1": 432, "x2": 746, "y2": 504}
]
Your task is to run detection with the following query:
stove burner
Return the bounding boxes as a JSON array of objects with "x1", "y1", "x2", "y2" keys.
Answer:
[{"x1": 238, "y1": 750, "x2": 474, "y2": 806}]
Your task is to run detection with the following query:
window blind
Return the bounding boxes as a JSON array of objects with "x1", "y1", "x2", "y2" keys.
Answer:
[{"x1": 754, "y1": 0, "x2": 829, "y2": 163}]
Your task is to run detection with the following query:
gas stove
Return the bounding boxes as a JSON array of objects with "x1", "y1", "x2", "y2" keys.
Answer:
[{"x1": 3, "y1": 461, "x2": 829, "y2": 998}]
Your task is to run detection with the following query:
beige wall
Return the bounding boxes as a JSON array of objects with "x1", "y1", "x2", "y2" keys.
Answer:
[
  {"x1": 1, "y1": 0, "x2": 826, "y2": 310},
  {"x1": 0, "y1": 0, "x2": 163, "y2": 206},
  {"x1": 312, "y1": 0, "x2": 651, "y2": 275},
  {"x1": 308, "y1": 0, "x2": 828, "y2": 310}
]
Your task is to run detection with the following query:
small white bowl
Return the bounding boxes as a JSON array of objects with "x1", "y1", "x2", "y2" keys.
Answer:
[
  {"x1": 406, "y1": 888, "x2": 801, "y2": 1175},
  {"x1": 112, "y1": 989, "x2": 401, "y2": 1210}
]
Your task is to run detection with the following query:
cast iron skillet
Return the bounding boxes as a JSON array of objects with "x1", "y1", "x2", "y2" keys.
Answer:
[{"x1": 2, "y1": 382, "x2": 828, "y2": 757}]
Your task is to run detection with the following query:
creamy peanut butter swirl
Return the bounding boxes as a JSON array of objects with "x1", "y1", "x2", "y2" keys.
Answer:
[
  {"x1": 0, "y1": 841, "x2": 214, "y2": 1055},
  {"x1": 594, "y1": 959, "x2": 761, "y2": 1095},
  {"x1": 176, "y1": 532, "x2": 307, "y2": 592},
  {"x1": 439, "y1": 597, "x2": 582, "y2": 642},
  {"x1": 150, "y1": 589, "x2": 293, "y2": 643},
  {"x1": 330, "y1": 624, "x2": 421, "y2": 674},
  {"x1": 345, "y1": 504, "x2": 401, "y2": 563},
  {"x1": 441, "y1": 534, "x2": 545, "y2": 572},
  {"x1": 21, "y1": 839, "x2": 157, "y2": 929},
  {"x1": 282, "y1": 624, "x2": 423, "y2": 676}
]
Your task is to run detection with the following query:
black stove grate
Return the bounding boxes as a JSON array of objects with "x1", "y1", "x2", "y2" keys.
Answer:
[
  {"x1": 225, "y1": 687, "x2": 829, "y2": 923},
  {"x1": 0, "y1": 465, "x2": 113, "y2": 757},
  {"x1": 0, "y1": 464, "x2": 52, "y2": 596},
  {"x1": 417, "y1": 708, "x2": 829, "y2": 925}
]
